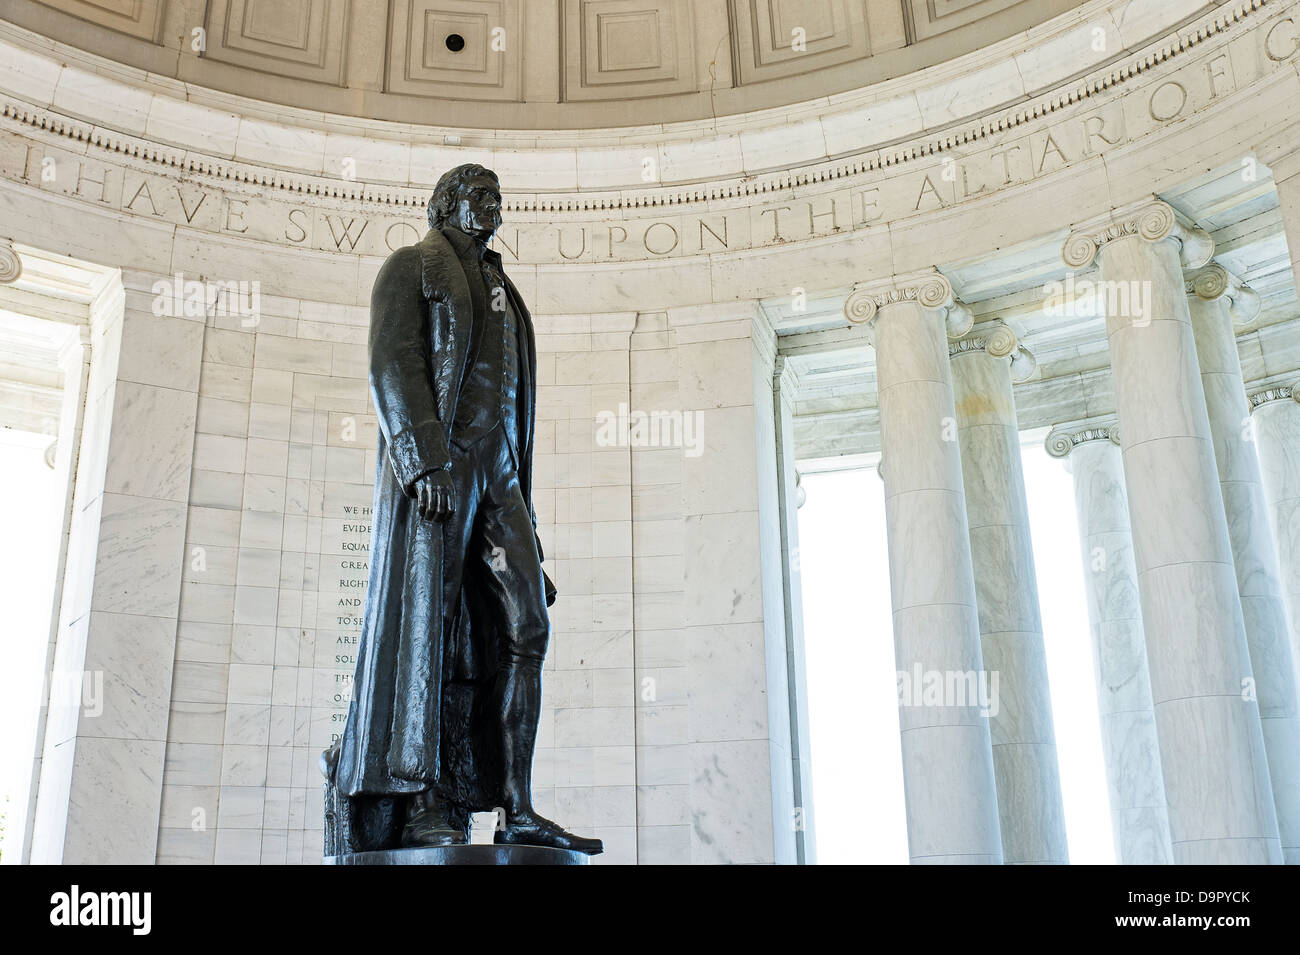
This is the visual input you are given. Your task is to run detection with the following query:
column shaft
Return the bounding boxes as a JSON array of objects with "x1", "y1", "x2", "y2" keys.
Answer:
[
  {"x1": 952, "y1": 343, "x2": 1067, "y2": 863},
  {"x1": 1053, "y1": 430, "x2": 1172, "y2": 864},
  {"x1": 854, "y1": 276, "x2": 1001, "y2": 864},
  {"x1": 1189, "y1": 281, "x2": 1300, "y2": 864},
  {"x1": 1080, "y1": 212, "x2": 1281, "y2": 863},
  {"x1": 1259, "y1": 164, "x2": 1300, "y2": 690},
  {"x1": 1253, "y1": 390, "x2": 1300, "y2": 718}
]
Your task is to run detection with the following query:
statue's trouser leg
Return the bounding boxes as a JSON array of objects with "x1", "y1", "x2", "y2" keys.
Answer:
[
  {"x1": 496, "y1": 655, "x2": 544, "y2": 817},
  {"x1": 471, "y1": 448, "x2": 551, "y2": 818},
  {"x1": 470, "y1": 439, "x2": 603, "y2": 852}
]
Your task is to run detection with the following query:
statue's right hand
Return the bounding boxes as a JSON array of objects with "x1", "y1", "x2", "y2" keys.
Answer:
[{"x1": 412, "y1": 470, "x2": 456, "y2": 522}]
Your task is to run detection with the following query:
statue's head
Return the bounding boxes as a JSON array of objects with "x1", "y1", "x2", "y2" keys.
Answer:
[{"x1": 427, "y1": 164, "x2": 501, "y2": 243}]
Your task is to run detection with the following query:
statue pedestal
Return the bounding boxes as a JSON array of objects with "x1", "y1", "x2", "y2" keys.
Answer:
[{"x1": 324, "y1": 845, "x2": 590, "y2": 866}]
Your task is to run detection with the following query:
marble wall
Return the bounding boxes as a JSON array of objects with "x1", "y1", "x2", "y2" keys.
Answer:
[
  {"x1": 153, "y1": 288, "x2": 372, "y2": 865},
  {"x1": 29, "y1": 267, "x2": 197, "y2": 864}
]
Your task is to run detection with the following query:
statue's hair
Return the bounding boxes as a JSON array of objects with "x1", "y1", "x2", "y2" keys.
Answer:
[{"x1": 427, "y1": 164, "x2": 499, "y2": 230}]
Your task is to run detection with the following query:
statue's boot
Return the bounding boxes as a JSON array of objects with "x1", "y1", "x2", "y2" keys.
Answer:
[
  {"x1": 402, "y1": 790, "x2": 469, "y2": 847},
  {"x1": 496, "y1": 810, "x2": 604, "y2": 854},
  {"x1": 492, "y1": 657, "x2": 603, "y2": 855}
]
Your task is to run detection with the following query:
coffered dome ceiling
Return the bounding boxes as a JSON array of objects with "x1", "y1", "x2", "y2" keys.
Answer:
[{"x1": 5, "y1": 0, "x2": 1087, "y2": 128}]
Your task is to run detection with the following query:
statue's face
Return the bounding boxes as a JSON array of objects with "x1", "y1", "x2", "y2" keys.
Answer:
[{"x1": 451, "y1": 175, "x2": 502, "y2": 242}]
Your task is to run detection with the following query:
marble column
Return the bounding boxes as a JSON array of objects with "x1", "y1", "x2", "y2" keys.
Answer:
[
  {"x1": 1046, "y1": 422, "x2": 1173, "y2": 865},
  {"x1": 950, "y1": 325, "x2": 1067, "y2": 864},
  {"x1": 1063, "y1": 199, "x2": 1282, "y2": 864},
  {"x1": 1188, "y1": 265, "x2": 1300, "y2": 864},
  {"x1": 1252, "y1": 384, "x2": 1300, "y2": 695},
  {"x1": 845, "y1": 270, "x2": 1002, "y2": 864},
  {"x1": 1257, "y1": 150, "x2": 1300, "y2": 694}
]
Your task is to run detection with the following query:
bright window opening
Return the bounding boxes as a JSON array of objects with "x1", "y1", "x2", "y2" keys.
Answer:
[{"x1": 798, "y1": 439, "x2": 1115, "y2": 864}]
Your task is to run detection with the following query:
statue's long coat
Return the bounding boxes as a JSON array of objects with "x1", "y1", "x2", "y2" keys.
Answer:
[{"x1": 332, "y1": 228, "x2": 541, "y2": 806}]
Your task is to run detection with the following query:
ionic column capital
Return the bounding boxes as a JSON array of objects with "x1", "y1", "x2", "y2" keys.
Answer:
[
  {"x1": 1249, "y1": 382, "x2": 1300, "y2": 411},
  {"x1": 1187, "y1": 262, "x2": 1262, "y2": 325},
  {"x1": 948, "y1": 321, "x2": 1038, "y2": 382},
  {"x1": 0, "y1": 238, "x2": 21, "y2": 284},
  {"x1": 1045, "y1": 417, "x2": 1122, "y2": 458},
  {"x1": 1061, "y1": 199, "x2": 1214, "y2": 271},
  {"x1": 843, "y1": 268, "x2": 973, "y2": 339}
]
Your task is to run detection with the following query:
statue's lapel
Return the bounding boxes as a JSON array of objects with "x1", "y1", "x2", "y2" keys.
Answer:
[
  {"x1": 417, "y1": 228, "x2": 473, "y2": 425},
  {"x1": 504, "y1": 274, "x2": 536, "y2": 452}
]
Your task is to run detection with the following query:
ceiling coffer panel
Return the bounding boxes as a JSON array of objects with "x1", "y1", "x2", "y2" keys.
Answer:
[
  {"x1": 907, "y1": 0, "x2": 1025, "y2": 42},
  {"x1": 563, "y1": 0, "x2": 697, "y2": 101},
  {"x1": 731, "y1": 0, "x2": 870, "y2": 84},
  {"x1": 203, "y1": 0, "x2": 348, "y2": 85},
  {"x1": 28, "y1": 0, "x2": 167, "y2": 42},
  {"x1": 11, "y1": 0, "x2": 1101, "y2": 125},
  {"x1": 386, "y1": 0, "x2": 523, "y2": 100}
]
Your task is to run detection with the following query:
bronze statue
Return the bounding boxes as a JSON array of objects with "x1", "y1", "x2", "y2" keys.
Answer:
[{"x1": 321, "y1": 164, "x2": 602, "y2": 858}]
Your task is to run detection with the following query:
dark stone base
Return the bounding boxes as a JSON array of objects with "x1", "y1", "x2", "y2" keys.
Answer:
[{"x1": 325, "y1": 844, "x2": 590, "y2": 866}]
